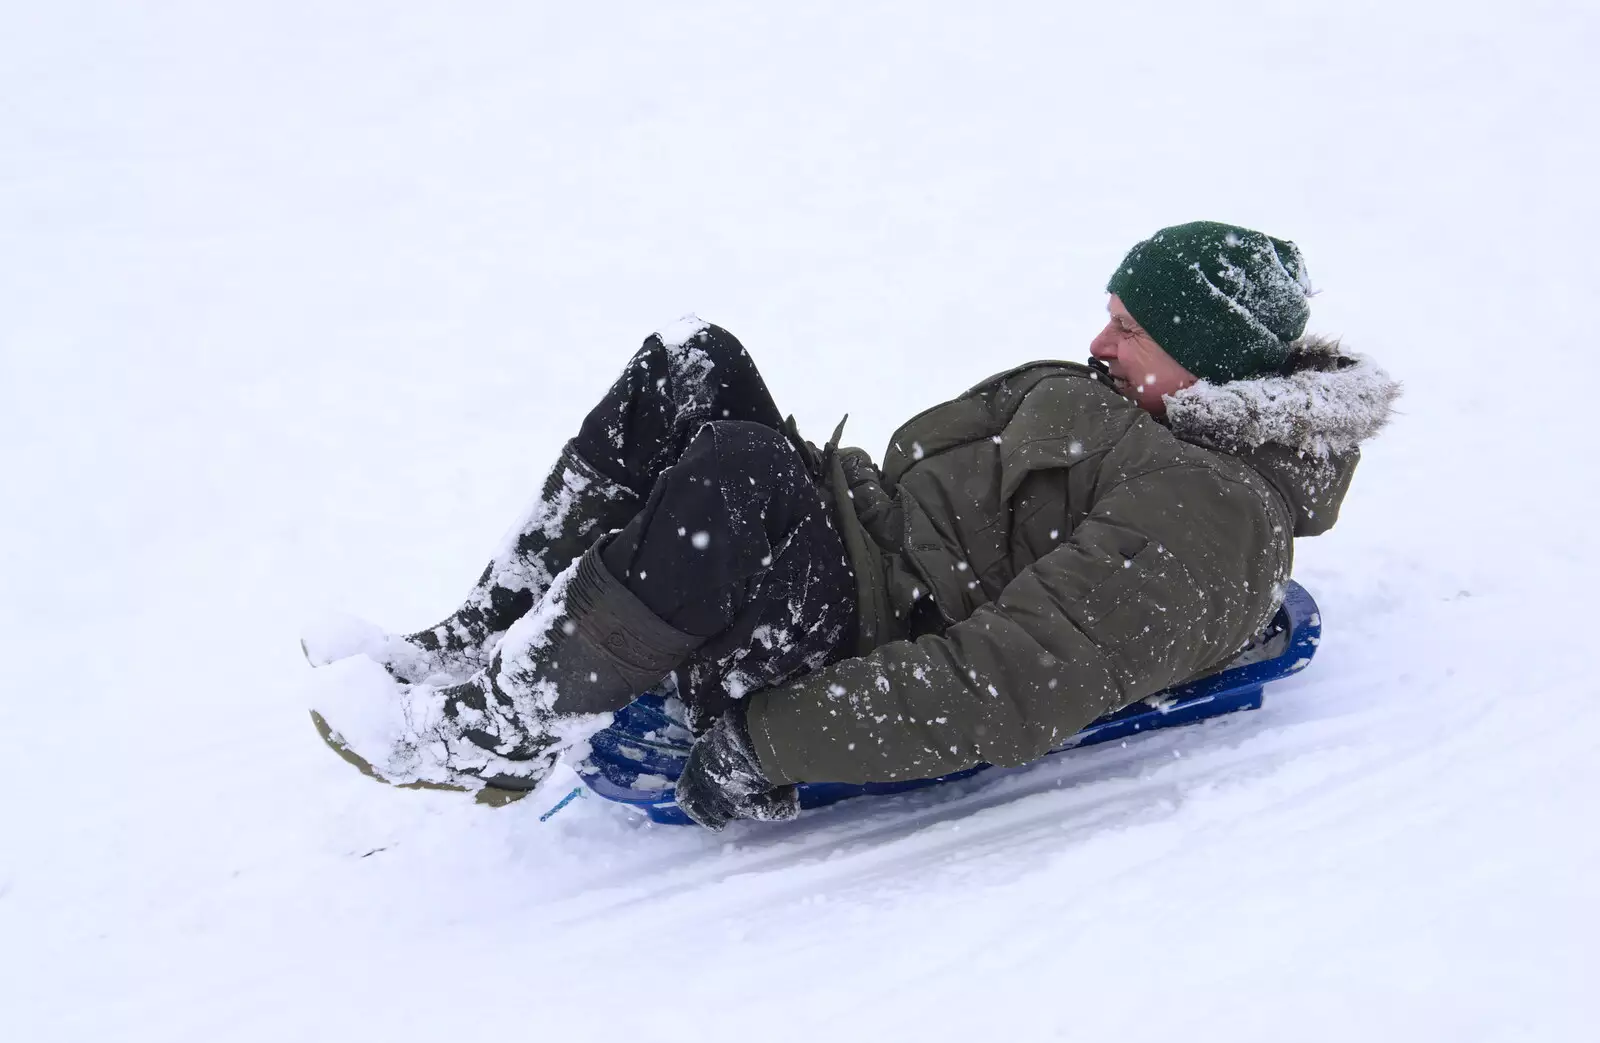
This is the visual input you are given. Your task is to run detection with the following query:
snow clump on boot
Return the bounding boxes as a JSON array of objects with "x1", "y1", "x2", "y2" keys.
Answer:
[
  {"x1": 308, "y1": 556, "x2": 629, "y2": 794},
  {"x1": 307, "y1": 656, "x2": 461, "y2": 787},
  {"x1": 300, "y1": 613, "x2": 471, "y2": 686}
]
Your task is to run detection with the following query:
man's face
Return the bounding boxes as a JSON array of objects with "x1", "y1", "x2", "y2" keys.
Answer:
[{"x1": 1088, "y1": 294, "x2": 1198, "y2": 414}]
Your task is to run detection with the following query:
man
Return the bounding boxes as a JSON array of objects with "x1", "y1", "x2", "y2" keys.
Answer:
[{"x1": 308, "y1": 221, "x2": 1399, "y2": 829}]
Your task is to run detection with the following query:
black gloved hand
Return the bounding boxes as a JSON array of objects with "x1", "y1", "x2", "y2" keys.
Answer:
[{"x1": 675, "y1": 706, "x2": 800, "y2": 831}]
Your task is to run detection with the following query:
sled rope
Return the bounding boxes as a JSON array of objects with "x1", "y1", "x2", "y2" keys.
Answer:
[{"x1": 539, "y1": 785, "x2": 586, "y2": 822}]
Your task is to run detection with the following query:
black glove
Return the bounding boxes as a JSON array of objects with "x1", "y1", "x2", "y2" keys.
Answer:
[{"x1": 675, "y1": 706, "x2": 800, "y2": 831}]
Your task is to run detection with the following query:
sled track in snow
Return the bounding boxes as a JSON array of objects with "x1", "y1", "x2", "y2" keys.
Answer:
[{"x1": 542, "y1": 672, "x2": 1450, "y2": 927}]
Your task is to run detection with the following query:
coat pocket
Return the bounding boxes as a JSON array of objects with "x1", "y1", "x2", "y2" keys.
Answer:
[
  {"x1": 1080, "y1": 538, "x2": 1198, "y2": 694},
  {"x1": 1080, "y1": 538, "x2": 1169, "y2": 648}
]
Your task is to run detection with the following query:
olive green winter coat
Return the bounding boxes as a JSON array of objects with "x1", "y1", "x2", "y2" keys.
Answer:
[{"x1": 746, "y1": 341, "x2": 1397, "y2": 785}]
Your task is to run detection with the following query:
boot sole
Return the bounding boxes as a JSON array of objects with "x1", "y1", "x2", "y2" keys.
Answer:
[{"x1": 308, "y1": 710, "x2": 528, "y2": 807}]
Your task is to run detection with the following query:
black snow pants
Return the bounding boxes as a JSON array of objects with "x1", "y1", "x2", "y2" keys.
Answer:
[{"x1": 569, "y1": 324, "x2": 858, "y2": 729}]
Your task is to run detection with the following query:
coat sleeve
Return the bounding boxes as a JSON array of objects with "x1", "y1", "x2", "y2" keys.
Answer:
[{"x1": 744, "y1": 459, "x2": 1291, "y2": 785}]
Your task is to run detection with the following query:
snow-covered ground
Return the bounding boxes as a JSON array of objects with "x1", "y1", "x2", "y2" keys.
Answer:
[{"x1": 4, "y1": 2, "x2": 1597, "y2": 1040}]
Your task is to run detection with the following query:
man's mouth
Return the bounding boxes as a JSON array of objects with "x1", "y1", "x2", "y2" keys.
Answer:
[{"x1": 1087, "y1": 356, "x2": 1135, "y2": 396}]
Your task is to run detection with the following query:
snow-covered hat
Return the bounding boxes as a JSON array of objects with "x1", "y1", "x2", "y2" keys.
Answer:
[{"x1": 1107, "y1": 221, "x2": 1313, "y2": 384}]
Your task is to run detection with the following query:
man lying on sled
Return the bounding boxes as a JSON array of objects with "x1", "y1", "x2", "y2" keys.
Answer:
[{"x1": 307, "y1": 221, "x2": 1399, "y2": 829}]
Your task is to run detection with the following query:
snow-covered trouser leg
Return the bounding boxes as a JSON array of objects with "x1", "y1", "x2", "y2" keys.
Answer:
[
  {"x1": 571, "y1": 320, "x2": 794, "y2": 494},
  {"x1": 393, "y1": 440, "x2": 640, "y2": 682},
  {"x1": 392, "y1": 320, "x2": 793, "y2": 683},
  {"x1": 598, "y1": 421, "x2": 859, "y2": 732}
]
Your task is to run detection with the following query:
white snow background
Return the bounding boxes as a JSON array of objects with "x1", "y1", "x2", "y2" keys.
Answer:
[{"x1": 3, "y1": 2, "x2": 1597, "y2": 1040}]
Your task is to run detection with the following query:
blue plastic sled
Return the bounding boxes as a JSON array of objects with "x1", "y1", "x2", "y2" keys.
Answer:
[{"x1": 578, "y1": 580, "x2": 1321, "y2": 825}]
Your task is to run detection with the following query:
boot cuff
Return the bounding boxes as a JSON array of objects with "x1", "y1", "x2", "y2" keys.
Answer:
[{"x1": 566, "y1": 544, "x2": 702, "y2": 685}]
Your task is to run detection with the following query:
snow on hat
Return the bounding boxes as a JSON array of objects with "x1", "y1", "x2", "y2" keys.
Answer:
[{"x1": 1106, "y1": 221, "x2": 1313, "y2": 384}]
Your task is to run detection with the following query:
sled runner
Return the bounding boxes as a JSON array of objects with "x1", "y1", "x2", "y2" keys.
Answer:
[{"x1": 577, "y1": 580, "x2": 1321, "y2": 825}]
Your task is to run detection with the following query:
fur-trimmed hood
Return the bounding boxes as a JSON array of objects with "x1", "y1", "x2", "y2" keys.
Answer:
[
  {"x1": 1162, "y1": 336, "x2": 1400, "y2": 537},
  {"x1": 1163, "y1": 335, "x2": 1399, "y2": 457}
]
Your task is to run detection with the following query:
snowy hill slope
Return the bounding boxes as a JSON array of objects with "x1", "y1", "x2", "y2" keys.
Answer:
[{"x1": 3, "y1": 2, "x2": 1597, "y2": 1040}]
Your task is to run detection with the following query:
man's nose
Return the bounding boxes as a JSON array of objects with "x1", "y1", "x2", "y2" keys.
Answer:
[{"x1": 1089, "y1": 329, "x2": 1117, "y2": 359}]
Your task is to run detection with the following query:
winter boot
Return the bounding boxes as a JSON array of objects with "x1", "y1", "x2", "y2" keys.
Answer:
[
  {"x1": 304, "y1": 440, "x2": 642, "y2": 684},
  {"x1": 311, "y1": 542, "x2": 701, "y2": 797}
]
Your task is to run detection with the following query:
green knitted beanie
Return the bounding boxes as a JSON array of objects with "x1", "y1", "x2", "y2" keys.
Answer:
[{"x1": 1106, "y1": 221, "x2": 1312, "y2": 384}]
